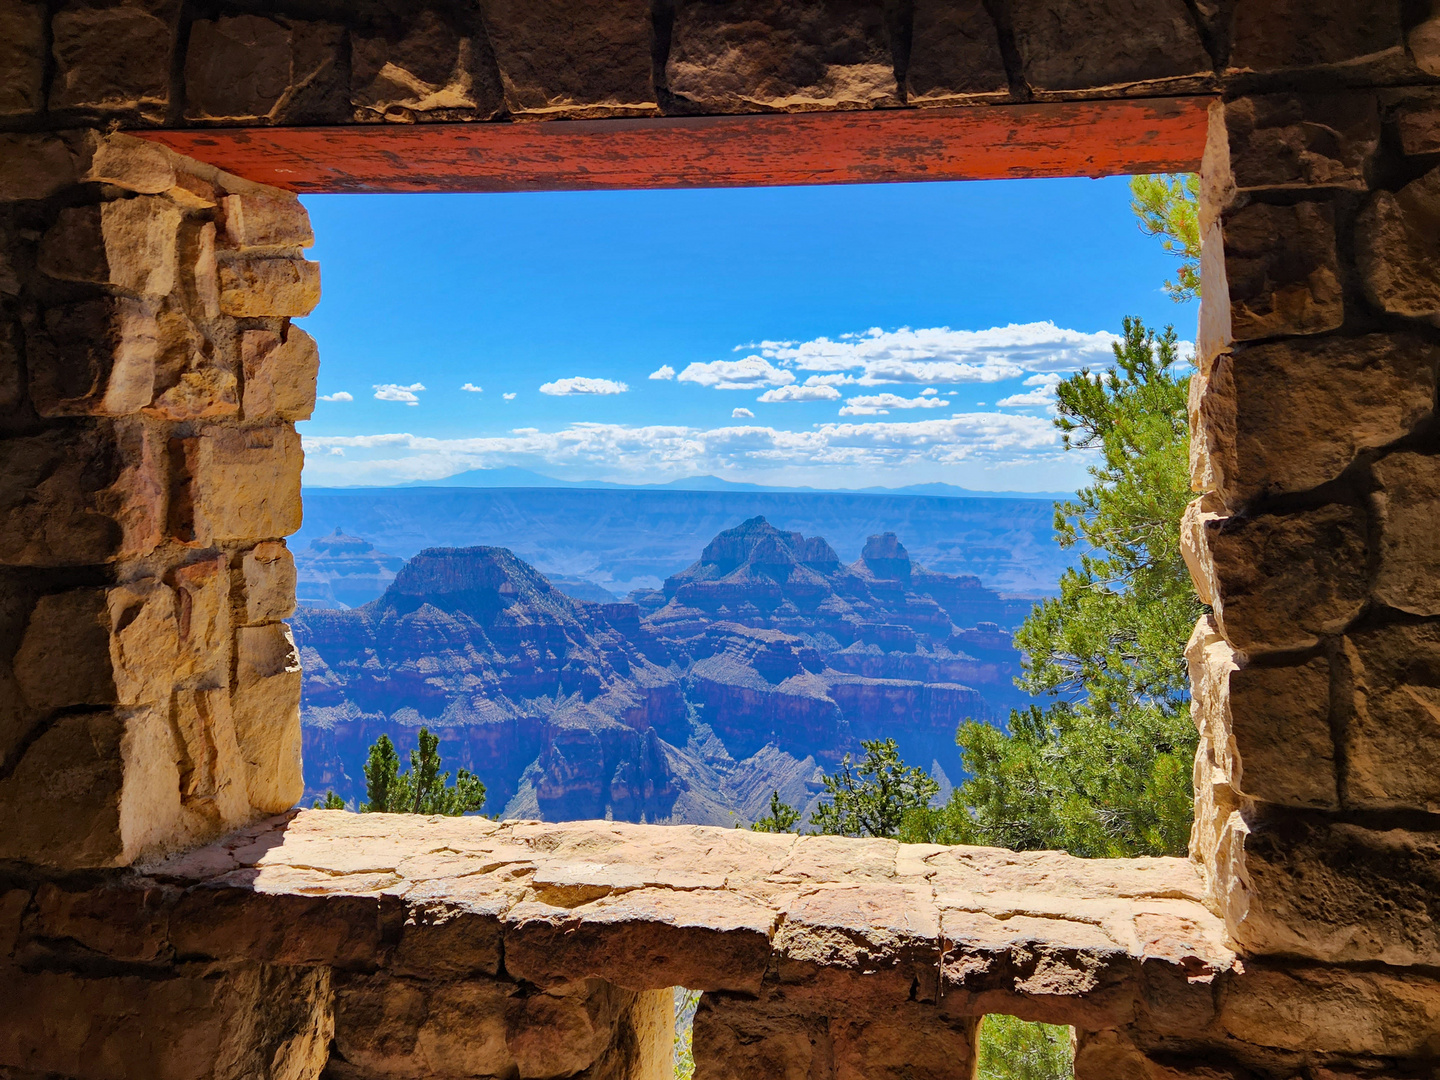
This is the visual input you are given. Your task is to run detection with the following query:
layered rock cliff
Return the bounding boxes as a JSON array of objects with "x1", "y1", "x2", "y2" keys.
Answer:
[{"x1": 294, "y1": 521, "x2": 1036, "y2": 824}]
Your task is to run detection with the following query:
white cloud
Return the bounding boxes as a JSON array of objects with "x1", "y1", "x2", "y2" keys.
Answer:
[
  {"x1": 539, "y1": 376, "x2": 629, "y2": 396},
  {"x1": 998, "y1": 372, "x2": 1064, "y2": 408},
  {"x1": 839, "y1": 392, "x2": 952, "y2": 416},
  {"x1": 374, "y1": 382, "x2": 425, "y2": 405},
  {"x1": 732, "y1": 407, "x2": 754, "y2": 419},
  {"x1": 503, "y1": 392, "x2": 516, "y2": 401},
  {"x1": 328, "y1": 447, "x2": 345, "y2": 455},
  {"x1": 301, "y1": 412, "x2": 1063, "y2": 488},
  {"x1": 461, "y1": 382, "x2": 483, "y2": 393},
  {"x1": 319, "y1": 391, "x2": 353, "y2": 402},
  {"x1": 678, "y1": 356, "x2": 795, "y2": 390},
  {"x1": 740, "y1": 322, "x2": 1123, "y2": 385},
  {"x1": 649, "y1": 365, "x2": 676, "y2": 380},
  {"x1": 920, "y1": 387, "x2": 939, "y2": 396},
  {"x1": 756, "y1": 383, "x2": 842, "y2": 403}
]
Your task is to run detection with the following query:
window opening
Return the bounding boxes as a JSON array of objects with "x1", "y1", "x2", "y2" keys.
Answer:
[{"x1": 291, "y1": 173, "x2": 1200, "y2": 863}]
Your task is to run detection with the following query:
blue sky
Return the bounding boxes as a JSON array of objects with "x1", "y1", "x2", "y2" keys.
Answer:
[{"x1": 297, "y1": 176, "x2": 1194, "y2": 491}]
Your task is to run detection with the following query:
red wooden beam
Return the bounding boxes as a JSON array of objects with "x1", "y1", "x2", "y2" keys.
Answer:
[{"x1": 136, "y1": 97, "x2": 1211, "y2": 195}]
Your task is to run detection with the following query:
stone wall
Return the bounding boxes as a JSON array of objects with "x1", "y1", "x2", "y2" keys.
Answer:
[{"x1": 0, "y1": 130, "x2": 316, "y2": 868}]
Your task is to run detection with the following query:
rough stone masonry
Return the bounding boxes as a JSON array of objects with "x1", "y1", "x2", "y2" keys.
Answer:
[{"x1": 4, "y1": 0, "x2": 1440, "y2": 1078}]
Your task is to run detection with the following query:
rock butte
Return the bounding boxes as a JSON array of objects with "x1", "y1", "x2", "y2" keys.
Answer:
[{"x1": 3, "y1": 0, "x2": 1440, "y2": 1077}]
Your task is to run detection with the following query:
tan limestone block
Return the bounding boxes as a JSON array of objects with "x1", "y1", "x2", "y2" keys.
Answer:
[
  {"x1": 478, "y1": 0, "x2": 657, "y2": 118},
  {"x1": 0, "y1": 419, "x2": 165, "y2": 566},
  {"x1": 241, "y1": 541, "x2": 297, "y2": 624},
  {"x1": 190, "y1": 220, "x2": 221, "y2": 318},
  {"x1": 334, "y1": 973, "x2": 518, "y2": 1079},
  {"x1": 1222, "y1": 656, "x2": 1336, "y2": 809},
  {"x1": 1413, "y1": 11, "x2": 1440, "y2": 76},
  {"x1": 171, "y1": 686, "x2": 250, "y2": 834},
  {"x1": 1221, "y1": 200, "x2": 1343, "y2": 340},
  {"x1": 14, "y1": 580, "x2": 177, "y2": 710},
  {"x1": 905, "y1": 0, "x2": 1008, "y2": 106},
  {"x1": 219, "y1": 191, "x2": 315, "y2": 250},
  {"x1": 1180, "y1": 496, "x2": 1223, "y2": 603},
  {"x1": 1219, "y1": 964, "x2": 1440, "y2": 1060},
  {"x1": 184, "y1": 14, "x2": 291, "y2": 122},
  {"x1": 1195, "y1": 218, "x2": 1230, "y2": 377},
  {"x1": 0, "y1": 133, "x2": 78, "y2": 201},
  {"x1": 0, "y1": 706, "x2": 179, "y2": 867},
  {"x1": 69, "y1": 130, "x2": 176, "y2": 194},
  {"x1": 0, "y1": 962, "x2": 332, "y2": 1078},
  {"x1": 506, "y1": 982, "x2": 647, "y2": 1080},
  {"x1": 1371, "y1": 452, "x2": 1440, "y2": 616},
  {"x1": 350, "y1": 9, "x2": 504, "y2": 122},
  {"x1": 1357, "y1": 165, "x2": 1440, "y2": 322},
  {"x1": 233, "y1": 622, "x2": 303, "y2": 813},
  {"x1": 148, "y1": 366, "x2": 239, "y2": 422},
  {"x1": 1196, "y1": 334, "x2": 1438, "y2": 505},
  {"x1": 49, "y1": 3, "x2": 176, "y2": 115},
  {"x1": 30, "y1": 880, "x2": 176, "y2": 963},
  {"x1": 38, "y1": 197, "x2": 181, "y2": 296},
  {"x1": 0, "y1": 1, "x2": 46, "y2": 117},
  {"x1": 27, "y1": 297, "x2": 159, "y2": 418},
  {"x1": 241, "y1": 326, "x2": 320, "y2": 421},
  {"x1": 1341, "y1": 621, "x2": 1440, "y2": 813},
  {"x1": 667, "y1": 0, "x2": 899, "y2": 113},
  {"x1": 169, "y1": 170, "x2": 219, "y2": 210},
  {"x1": 1008, "y1": 0, "x2": 1210, "y2": 93},
  {"x1": 218, "y1": 256, "x2": 321, "y2": 317},
  {"x1": 1228, "y1": 0, "x2": 1402, "y2": 73},
  {"x1": 1202, "y1": 504, "x2": 1368, "y2": 655},
  {"x1": 169, "y1": 556, "x2": 230, "y2": 688},
  {"x1": 188, "y1": 424, "x2": 302, "y2": 544},
  {"x1": 1215, "y1": 94, "x2": 1380, "y2": 193},
  {"x1": 693, "y1": 992, "x2": 830, "y2": 1080}
]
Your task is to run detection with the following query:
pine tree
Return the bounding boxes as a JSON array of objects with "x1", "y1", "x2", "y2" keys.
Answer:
[
  {"x1": 811, "y1": 739, "x2": 938, "y2": 839},
  {"x1": 360, "y1": 729, "x2": 486, "y2": 816},
  {"x1": 749, "y1": 790, "x2": 801, "y2": 833}
]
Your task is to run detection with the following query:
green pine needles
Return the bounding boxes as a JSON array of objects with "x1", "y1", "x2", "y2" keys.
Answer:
[{"x1": 312, "y1": 727, "x2": 487, "y2": 815}]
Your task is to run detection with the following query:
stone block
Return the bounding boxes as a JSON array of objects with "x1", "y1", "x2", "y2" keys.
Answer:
[
  {"x1": 0, "y1": 1, "x2": 46, "y2": 117},
  {"x1": 184, "y1": 15, "x2": 289, "y2": 122},
  {"x1": 1371, "y1": 452, "x2": 1440, "y2": 616},
  {"x1": 1216, "y1": 94, "x2": 1380, "y2": 193},
  {"x1": 189, "y1": 219, "x2": 221, "y2": 318},
  {"x1": 30, "y1": 880, "x2": 176, "y2": 962},
  {"x1": 0, "y1": 133, "x2": 78, "y2": 202},
  {"x1": 241, "y1": 541, "x2": 297, "y2": 624},
  {"x1": 219, "y1": 192, "x2": 314, "y2": 251},
  {"x1": 70, "y1": 130, "x2": 176, "y2": 194},
  {"x1": 149, "y1": 366, "x2": 239, "y2": 422},
  {"x1": 693, "y1": 994, "x2": 830, "y2": 1080},
  {"x1": 905, "y1": 0, "x2": 1007, "y2": 105},
  {"x1": 0, "y1": 963, "x2": 331, "y2": 1078},
  {"x1": 217, "y1": 256, "x2": 321, "y2": 317},
  {"x1": 0, "y1": 420, "x2": 164, "y2": 566},
  {"x1": 1218, "y1": 963, "x2": 1440, "y2": 1060},
  {"x1": 1008, "y1": 0, "x2": 1210, "y2": 93},
  {"x1": 351, "y1": 9, "x2": 503, "y2": 122},
  {"x1": 241, "y1": 326, "x2": 319, "y2": 421},
  {"x1": 1203, "y1": 504, "x2": 1368, "y2": 655},
  {"x1": 0, "y1": 315, "x2": 21, "y2": 411},
  {"x1": 1414, "y1": 11, "x2": 1440, "y2": 77},
  {"x1": 233, "y1": 622, "x2": 303, "y2": 813},
  {"x1": 1228, "y1": 0, "x2": 1403, "y2": 73},
  {"x1": 1221, "y1": 200, "x2": 1343, "y2": 340},
  {"x1": 1189, "y1": 623, "x2": 1336, "y2": 809},
  {"x1": 1357, "y1": 165, "x2": 1440, "y2": 322},
  {"x1": 666, "y1": 0, "x2": 899, "y2": 113},
  {"x1": 170, "y1": 555, "x2": 230, "y2": 687},
  {"x1": 1196, "y1": 334, "x2": 1437, "y2": 505},
  {"x1": 38, "y1": 196, "x2": 182, "y2": 297},
  {"x1": 478, "y1": 0, "x2": 657, "y2": 117},
  {"x1": 171, "y1": 686, "x2": 250, "y2": 837},
  {"x1": 1341, "y1": 620, "x2": 1440, "y2": 813},
  {"x1": 14, "y1": 580, "x2": 177, "y2": 710},
  {"x1": 1231, "y1": 812, "x2": 1440, "y2": 966},
  {"x1": 188, "y1": 424, "x2": 303, "y2": 544},
  {"x1": 27, "y1": 296, "x2": 159, "y2": 418},
  {"x1": 49, "y1": 2, "x2": 176, "y2": 115},
  {"x1": 1389, "y1": 88, "x2": 1440, "y2": 155},
  {"x1": 0, "y1": 706, "x2": 179, "y2": 867}
]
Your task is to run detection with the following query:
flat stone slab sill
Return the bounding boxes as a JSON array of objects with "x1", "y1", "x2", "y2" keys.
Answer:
[{"x1": 134, "y1": 811, "x2": 1233, "y2": 1025}]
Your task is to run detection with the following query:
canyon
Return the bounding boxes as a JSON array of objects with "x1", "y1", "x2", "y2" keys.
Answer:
[{"x1": 292, "y1": 517, "x2": 1039, "y2": 824}]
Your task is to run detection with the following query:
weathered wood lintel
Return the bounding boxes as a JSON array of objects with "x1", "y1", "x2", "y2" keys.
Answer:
[{"x1": 135, "y1": 97, "x2": 1212, "y2": 194}]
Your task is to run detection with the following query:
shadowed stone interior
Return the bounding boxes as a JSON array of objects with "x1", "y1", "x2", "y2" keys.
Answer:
[{"x1": 3, "y1": 1, "x2": 1440, "y2": 1077}]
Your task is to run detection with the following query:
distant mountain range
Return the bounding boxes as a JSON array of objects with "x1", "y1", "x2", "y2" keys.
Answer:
[
  {"x1": 385, "y1": 467, "x2": 1072, "y2": 501},
  {"x1": 295, "y1": 485, "x2": 1076, "y2": 598},
  {"x1": 292, "y1": 519, "x2": 1038, "y2": 825}
]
